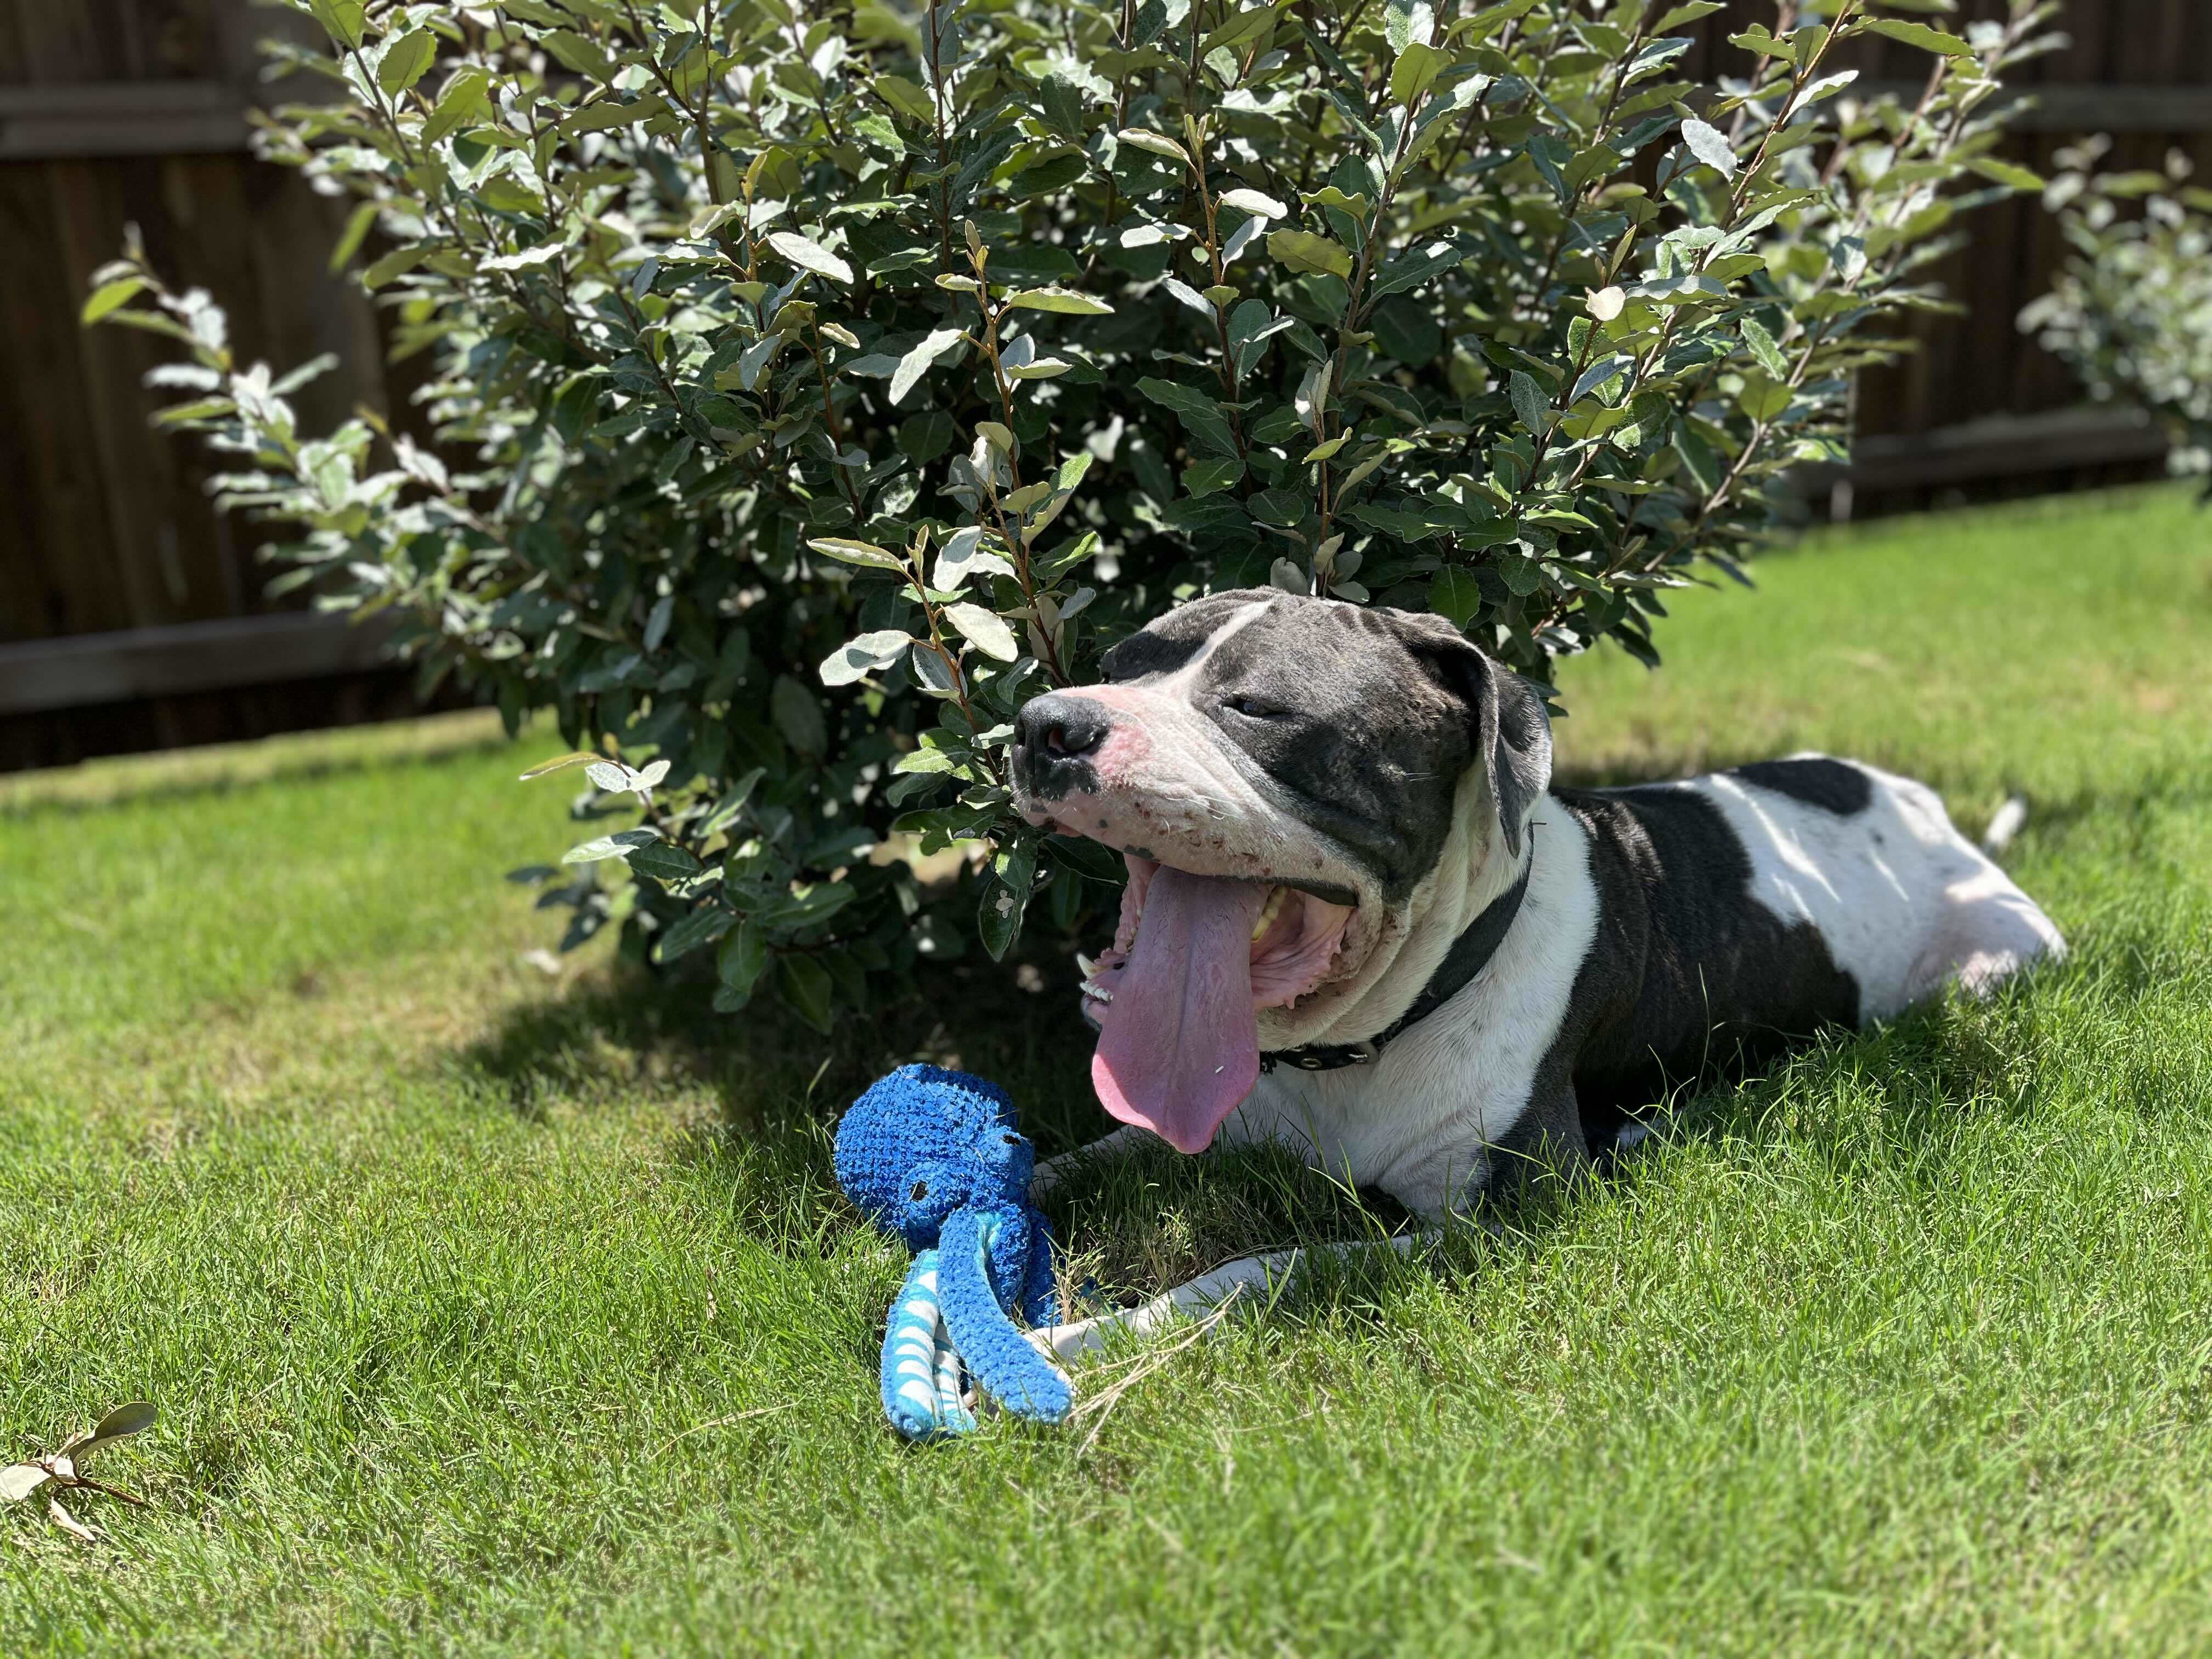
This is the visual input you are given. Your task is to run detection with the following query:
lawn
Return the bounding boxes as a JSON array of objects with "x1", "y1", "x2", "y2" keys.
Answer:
[{"x1": 5, "y1": 484, "x2": 2212, "y2": 1656}]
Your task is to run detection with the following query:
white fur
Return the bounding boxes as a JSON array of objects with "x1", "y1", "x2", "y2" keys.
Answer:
[
  {"x1": 1213, "y1": 803, "x2": 1601, "y2": 1215},
  {"x1": 1668, "y1": 758, "x2": 2064, "y2": 1019}
]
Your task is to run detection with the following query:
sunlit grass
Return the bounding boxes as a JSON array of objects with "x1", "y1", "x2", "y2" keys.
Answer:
[{"x1": 4, "y1": 484, "x2": 2211, "y2": 1655}]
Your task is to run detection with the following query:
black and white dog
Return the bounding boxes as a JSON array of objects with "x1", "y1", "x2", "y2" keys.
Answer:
[{"x1": 1012, "y1": 590, "x2": 2064, "y2": 1223}]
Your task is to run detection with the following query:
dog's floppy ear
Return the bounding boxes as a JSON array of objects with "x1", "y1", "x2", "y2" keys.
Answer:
[
  {"x1": 1472, "y1": 651, "x2": 1553, "y2": 857},
  {"x1": 1397, "y1": 616, "x2": 1554, "y2": 858}
]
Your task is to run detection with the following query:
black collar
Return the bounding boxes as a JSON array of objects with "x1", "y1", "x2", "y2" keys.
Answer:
[{"x1": 1260, "y1": 844, "x2": 1534, "y2": 1075}]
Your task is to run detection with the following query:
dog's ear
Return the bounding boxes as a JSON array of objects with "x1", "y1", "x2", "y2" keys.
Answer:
[
  {"x1": 1396, "y1": 616, "x2": 1554, "y2": 858},
  {"x1": 1472, "y1": 651, "x2": 1553, "y2": 858}
]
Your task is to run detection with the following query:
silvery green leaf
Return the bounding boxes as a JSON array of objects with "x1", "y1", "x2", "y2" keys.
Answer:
[
  {"x1": 1223, "y1": 214, "x2": 1267, "y2": 263},
  {"x1": 84, "y1": 1402, "x2": 158, "y2": 1450},
  {"x1": 585, "y1": 761, "x2": 634, "y2": 794},
  {"x1": 1740, "y1": 316, "x2": 1791, "y2": 380},
  {"x1": 765, "y1": 230, "x2": 854, "y2": 285},
  {"x1": 737, "y1": 335, "x2": 785, "y2": 390},
  {"x1": 945, "y1": 602, "x2": 1019, "y2": 662},
  {"x1": 891, "y1": 328, "x2": 967, "y2": 404},
  {"x1": 0, "y1": 1464, "x2": 51, "y2": 1502},
  {"x1": 1116, "y1": 127, "x2": 1190, "y2": 165},
  {"x1": 1791, "y1": 70, "x2": 1858, "y2": 110},
  {"x1": 935, "y1": 526, "x2": 1017, "y2": 591},
  {"x1": 1571, "y1": 355, "x2": 1633, "y2": 404},
  {"x1": 1509, "y1": 371, "x2": 1548, "y2": 435},
  {"x1": 1159, "y1": 276, "x2": 1214, "y2": 315},
  {"x1": 1385, "y1": 0, "x2": 1435, "y2": 51},
  {"x1": 910, "y1": 645, "x2": 962, "y2": 699},
  {"x1": 1269, "y1": 557, "x2": 1309, "y2": 594},
  {"x1": 636, "y1": 760, "x2": 672, "y2": 789},
  {"x1": 1219, "y1": 187, "x2": 1287, "y2": 218},
  {"x1": 656, "y1": 904, "x2": 733, "y2": 963},
  {"x1": 479, "y1": 243, "x2": 568, "y2": 273},
  {"x1": 807, "y1": 537, "x2": 906, "y2": 572},
  {"x1": 518, "y1": 752, "x2": 601, "y2": 782},
  {"x1": 563, "y1": 830, "x2": 658, "y2": 864},
  {"x1": 819, "y1": 630, "x2": 913, "y2": 687},
  {"x1": 1005, "y1": 288, "x2": 1115, "y2": 315},
  {"x1": 1368, "y1": 239, "x2": 1465, "y2": 298},
  {"x1": 627, "y1": 842, "x2": 705, "y2": 882},
  {"x1": 1679, "y1": 117, "x2": 1737, "y2": 181},
  {"x1": 643, "y1": 594, "x2": 674, "y2": 652},
  {"x1": 1862, "y1": 18, "x2": 1976, "y2": 56}
]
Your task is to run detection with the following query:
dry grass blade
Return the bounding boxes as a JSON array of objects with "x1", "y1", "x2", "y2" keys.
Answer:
[
  {"x1": 47, "y1": 1497, "x2": 100, "y2": 1544},
  {"x1": 1071, "y1": 1286, "x2": 1246, "y2": 1459}
]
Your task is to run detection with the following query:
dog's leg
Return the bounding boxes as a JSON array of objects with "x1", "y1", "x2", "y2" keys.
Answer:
[
  {"x1": 1030, "y1": 1124, "x2": 1159, "y2": 1202},
  {"x1": 1026, "y1": 1232, "x2": 1435, "y2": 1364},
  {"x1": 1491, "y1": 1079, "x2": 1592, "y2": 1192}
]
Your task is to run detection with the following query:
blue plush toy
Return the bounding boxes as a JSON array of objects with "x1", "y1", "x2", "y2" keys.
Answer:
[{"x1": 834, "y1": 1064, "x2": 1072, "y2": 1440}]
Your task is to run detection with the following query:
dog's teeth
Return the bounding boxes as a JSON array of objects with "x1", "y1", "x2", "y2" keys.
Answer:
[
  {"x1": 1250, "y1": 885, "x2": 1287, "y2": 941},
  {"x1": 1080, "y1": 981, "x2": 1114, "y2": 1005},
  {"x1": 1075, "y1": 952, "x2": 1099, "y2": 980}
]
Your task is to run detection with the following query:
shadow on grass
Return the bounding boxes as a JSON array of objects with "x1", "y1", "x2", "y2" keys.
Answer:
[
  {"x1": 441, "y1": 902, "x2": 2113, "y2": 1315},
  {"x1": 447, "y1": 939, "x2": 1106, "y2": 1147}
]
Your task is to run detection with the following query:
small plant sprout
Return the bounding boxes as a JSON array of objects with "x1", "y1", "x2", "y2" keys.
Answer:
[
  {"x1": 2, "y1": 1400, "x2": 158, "y2": 1543},
  {"x1": 519, "y1": 749, "x2": 672, "y2": 806}
]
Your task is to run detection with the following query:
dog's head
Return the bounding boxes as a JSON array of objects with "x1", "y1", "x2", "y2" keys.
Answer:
[{"x1": 1012, "y1": 590, "x2": 1551, "y2": 1153}]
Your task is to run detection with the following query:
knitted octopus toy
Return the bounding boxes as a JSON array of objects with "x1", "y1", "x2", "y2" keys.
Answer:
[{"x1": 834, "y1": 1064, "x2": 1071, "y2": 1440}]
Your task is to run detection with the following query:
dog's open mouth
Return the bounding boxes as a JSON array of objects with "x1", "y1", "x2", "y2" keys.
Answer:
[{"x1": 1076, "y1": 854, "x2": 1357, "y2": 1153}]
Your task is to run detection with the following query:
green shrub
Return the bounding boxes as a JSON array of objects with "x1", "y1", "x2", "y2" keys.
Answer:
[
  {"x1": 89, "y1": 0, "x2": 2057, "y2": 1030},
  {"x1": 2023, "y1": 138, "x2": 2212, "y2": 489}
]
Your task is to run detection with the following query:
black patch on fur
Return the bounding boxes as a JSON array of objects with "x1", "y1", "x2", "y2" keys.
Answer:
[
  {"x1": 1534, "y1": 784, "x2": 1863, "y2": 1149},
  {"x1": 1193, "y1": 598, "x2": 1480, "y2": 902},
  {"x1": 1728, "y1": 757, "x2": 1873, "y2": 817}
]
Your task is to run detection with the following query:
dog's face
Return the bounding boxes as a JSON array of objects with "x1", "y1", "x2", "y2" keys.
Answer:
[{"x1": 1012, "y1": 590, "x2": 1551, "y2": 1153}]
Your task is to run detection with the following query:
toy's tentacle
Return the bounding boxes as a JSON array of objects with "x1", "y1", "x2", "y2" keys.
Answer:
[
  {"x1": 1019, "y1": 1211, "x2": 1059, "y2": 1328},
  {"x1": 979, "y1": 1200, "x2": 1031, "y2": 1310},
  {"x1": 938, "y1": 1206, "x2": 1072, "y2": 1424},
  {"x1": 880, "y1": 1249, "x2": 976, "y2": 1441}
]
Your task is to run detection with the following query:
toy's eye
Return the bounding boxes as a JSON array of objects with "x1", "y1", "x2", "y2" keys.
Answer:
[
  {"x1": 1002, "y1": 1133, "x2": 1019, "y2": 1144},
  {"x1": 910, "y1": 1180, "x2": 928, "y2": 1201}
]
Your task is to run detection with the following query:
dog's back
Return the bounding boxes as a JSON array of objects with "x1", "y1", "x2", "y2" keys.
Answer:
[{"x1": 1558, "y1": 755, "x2": 2064, "y2": 1128}]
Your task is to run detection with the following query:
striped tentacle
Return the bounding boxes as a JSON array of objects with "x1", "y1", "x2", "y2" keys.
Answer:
[{"x1": 879, "y1": 1249, "x2": 975, "y2": 1440}]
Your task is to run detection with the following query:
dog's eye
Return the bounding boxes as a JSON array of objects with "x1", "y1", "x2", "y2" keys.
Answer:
[
  {"x1": 910, "y1": 1180, "x2": 928, "y2": 1201},
  {"x1": 1227, "y1": 695, "x2": 1283, "y2": 719}
]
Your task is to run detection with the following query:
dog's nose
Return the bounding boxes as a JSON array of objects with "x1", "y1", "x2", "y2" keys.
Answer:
[
  {"x1": 1015, "y1": 694, "x2": 1111, "y2": 760},
  {"x1": 1013, "y1": 694, "x2": 1113, "y2": 798}
]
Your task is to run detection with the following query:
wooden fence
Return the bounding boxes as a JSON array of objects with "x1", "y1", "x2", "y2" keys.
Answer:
[{"x1": 1, "y1": 0, "x2": 2205, "y2": 769}]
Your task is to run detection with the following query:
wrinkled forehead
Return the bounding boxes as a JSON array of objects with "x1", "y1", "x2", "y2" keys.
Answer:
[{"x1": 1099, "y1": 590, "x2": 1426, "y2": 702}]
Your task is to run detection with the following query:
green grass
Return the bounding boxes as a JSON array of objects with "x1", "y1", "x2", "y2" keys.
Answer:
[{"x1": 5, "y1": 484, "x2": 2212, "y2": 1655}]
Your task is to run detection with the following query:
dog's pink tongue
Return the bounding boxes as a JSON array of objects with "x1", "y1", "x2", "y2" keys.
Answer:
[{"x1": 1092, "y1": 868, "x2": 1266, "y2": 1154}]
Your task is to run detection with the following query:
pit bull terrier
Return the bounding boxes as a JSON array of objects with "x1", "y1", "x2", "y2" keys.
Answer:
[{"x1": 1011, "y1": 589, "x2": 2064, "y2": 1220}]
